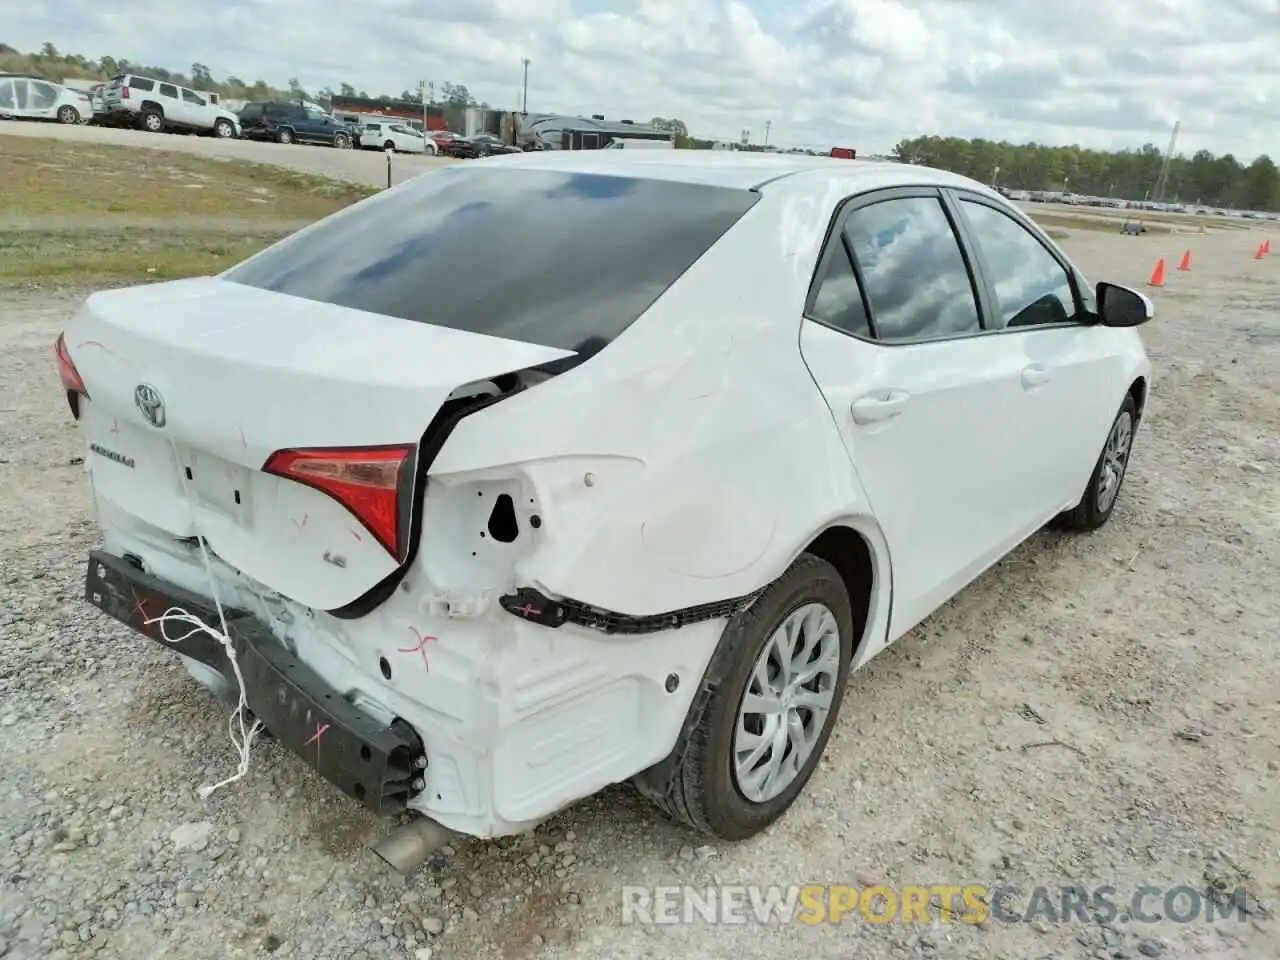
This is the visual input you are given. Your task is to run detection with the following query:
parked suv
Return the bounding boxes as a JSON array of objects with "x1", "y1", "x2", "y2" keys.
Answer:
[
  {"x1": 100, "y1": 74, "x2": 239, "y2": 137},
  {"x1": 238, "y1": 101, "x2": 358, "y2": 149}
]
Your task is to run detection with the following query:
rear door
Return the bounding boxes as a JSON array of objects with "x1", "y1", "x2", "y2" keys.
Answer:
[
  {"x1": 798, "y1": 188, "x2": 1042, "y2": 641},
  {"x1": 156, "y1": 82, "x2": 181, "y2": 122}
]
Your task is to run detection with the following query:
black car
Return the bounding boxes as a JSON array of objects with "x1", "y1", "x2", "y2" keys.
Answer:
[
  {"x1": 238, "y1": 101, "x2": 360, "y2": 148},
  {"x1": 467, "y1": 133, "x2": 521, "y2": 157}
]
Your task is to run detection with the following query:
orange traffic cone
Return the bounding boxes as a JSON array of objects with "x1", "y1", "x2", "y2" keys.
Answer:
[
  {"x1": 1148, "y1": 258, "x2": 1165, "y2": 287},
  {"x1": 1177, "y1": 249, "x2": 1191, "y2": 272},
  {"x1": 1255, "y1": 242, "x2": 1267, "y2": 260}
]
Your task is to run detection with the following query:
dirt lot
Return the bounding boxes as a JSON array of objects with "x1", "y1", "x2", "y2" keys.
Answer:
[{"x1": 0, "y1": 138, "x2": 1277, "y2": 960}]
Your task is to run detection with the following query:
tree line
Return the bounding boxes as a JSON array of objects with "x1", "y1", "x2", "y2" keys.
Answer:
[
  {"x1": 0, "y1": 42, "x2": 487, "y2": 111},
  {"x1": 892, "y1": 135, "x2": 1280, "y2": 212}
]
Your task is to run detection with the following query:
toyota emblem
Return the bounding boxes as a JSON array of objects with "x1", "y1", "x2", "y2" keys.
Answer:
[{"x1": 134, "y1": 384, "x2": 166, "y2": 428}]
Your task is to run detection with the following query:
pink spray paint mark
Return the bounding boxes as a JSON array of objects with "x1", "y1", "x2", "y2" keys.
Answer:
[
  {"x1": 291, "y1": 513, "x2": 308, "y2": 532},
  {"x1": 304, "y1": 722, "x2": 330, "y2": 747},
  {"x1": 397, "y1": 627, "x2": 437, "y2": 670},
  {"x1": 350, "y1": 529, "x2": 363, "y2": 542}
]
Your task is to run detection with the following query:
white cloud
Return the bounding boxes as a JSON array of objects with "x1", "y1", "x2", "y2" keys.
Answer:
[{"x1": 9, "y1": 0, "x2": 1278, "y2": 158}]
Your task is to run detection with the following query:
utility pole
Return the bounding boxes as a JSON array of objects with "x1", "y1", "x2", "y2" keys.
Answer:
[
  {"x1": 763, "y1": 120, "x2": 771, "y2": 146},
  {"x1": 419, "y1": 80, "x2": 428, "y2": 133},
  {"x1": 521, "y1": 58, "x2": 530, "y2": 114},
  {"x1": 1152, "y1": 120, "x2": 1180, "y2": 204}
]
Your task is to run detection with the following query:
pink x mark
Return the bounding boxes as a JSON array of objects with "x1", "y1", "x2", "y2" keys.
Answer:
[
  {"x1": 304, "y1": 722, "x2": 330, "y2": 747},
  {"x1": 397, "y1": 627, "x2": 437, "y2": 670}
]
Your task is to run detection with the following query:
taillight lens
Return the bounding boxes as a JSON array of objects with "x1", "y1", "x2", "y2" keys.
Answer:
[
  {"x1": 263, "y1": 446, "x2": 415, "y2": 558},
  {"x1": 54, "y1": 332, "x2": 88, "y2": 418},
  {"x1": 121, "y1": 86, "x2": 130, "y2": 99}
]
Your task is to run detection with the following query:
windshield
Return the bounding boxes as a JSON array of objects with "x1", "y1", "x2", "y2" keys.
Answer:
[{"x1": 223, "y1": 167, "x2": 759, "y2": 352}]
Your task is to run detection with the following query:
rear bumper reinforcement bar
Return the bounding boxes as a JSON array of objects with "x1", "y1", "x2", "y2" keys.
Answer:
[{"x1": 84, "y1": 549, "x2": 425, "y2": 815}]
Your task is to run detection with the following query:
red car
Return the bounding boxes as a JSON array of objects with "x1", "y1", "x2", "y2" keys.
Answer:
[{"x1": 431, "y1": 131, "x2": 480, "y2": 159}]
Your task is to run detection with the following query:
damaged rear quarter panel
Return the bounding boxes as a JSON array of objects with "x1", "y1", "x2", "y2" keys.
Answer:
[{"x1": 427, "y1": 193, "x2": 879, "y2": 617}]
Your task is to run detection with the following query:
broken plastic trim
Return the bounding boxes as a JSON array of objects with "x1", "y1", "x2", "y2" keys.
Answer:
[{"x1": 499, "y1": 586, "x2": 760, "y2": 636}]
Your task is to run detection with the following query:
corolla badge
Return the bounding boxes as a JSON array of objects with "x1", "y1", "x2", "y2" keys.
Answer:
[{"x1": 134, "y1": 383, "x2": 166, "y2": 428}]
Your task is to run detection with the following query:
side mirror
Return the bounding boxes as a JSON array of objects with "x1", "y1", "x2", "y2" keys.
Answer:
[{"x1": 1095, "y1": 282, "x2": 1152, "y2": 327}]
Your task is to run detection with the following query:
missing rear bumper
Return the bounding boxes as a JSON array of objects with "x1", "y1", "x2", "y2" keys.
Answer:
[{"x1": 84, "y1": 549, "x2": 426, "y2": 815}]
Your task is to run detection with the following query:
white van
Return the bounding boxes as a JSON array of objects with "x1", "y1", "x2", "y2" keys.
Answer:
[{"x1": 604, "y1": 137, "x2": 673, "y2": 150}]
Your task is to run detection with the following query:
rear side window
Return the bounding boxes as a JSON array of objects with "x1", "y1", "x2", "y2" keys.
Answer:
[
  {"x1": 223, "y1": 168, "x2": 759, "y2": 352},
  {"x1": 130, "y1": 77, "x2": 155, "y2": 91},
  {"x1": 158, "y1": 83, "x2": 177, "y2": 98},
  {"x1": 239, "y1": 103, "x2": 263, "y2": 119},
  {"x1": 182, "y1": 89, "x2": 204, "y2": 105}
]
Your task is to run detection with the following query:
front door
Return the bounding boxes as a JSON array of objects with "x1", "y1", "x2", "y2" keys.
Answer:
[
  {"x1": 798, "y1": 189, "x2": 1040, "y2": 641},
  {"x1": 946, "y1": 191, "x2": 1125, "y2": 512}
]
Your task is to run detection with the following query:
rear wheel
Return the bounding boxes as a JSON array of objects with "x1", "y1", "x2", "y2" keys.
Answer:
[
  {"x1": 1053, "y1": 394, "x2": 1138, "y2": 531},
  {"x1": 633, "y1": 554, "x2": 854, "y2": 840},
  {"x1": 139, "y1": 108, "x2": 163, "y2": 133},
  {"x1": 383, "y1": 140, "x2": 396, "y2": 152},
  {"x1": 57, "y1": 105, "x2": 80, "y2": 124},
  {"x1": 333, "y1": 132, "x2": 352, "y2": 149}
]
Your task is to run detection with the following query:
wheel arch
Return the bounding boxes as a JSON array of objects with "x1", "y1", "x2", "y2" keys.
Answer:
[{"x1": 1129, "y1": 375, "x2": 1148, "y2": 422}]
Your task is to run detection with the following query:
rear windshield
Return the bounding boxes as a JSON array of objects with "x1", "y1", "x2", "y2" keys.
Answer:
[{"x1": 222, "y1": 167, "x2": 759, "y2": 352}]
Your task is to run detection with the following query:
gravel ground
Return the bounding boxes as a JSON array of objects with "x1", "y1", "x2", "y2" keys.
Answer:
[
  {"x1": 0, "y1": 120, "x2": 456, "y2": 187},
  {"x1": 1, "y1": 172, "x2": 1278, "y2": 959}
]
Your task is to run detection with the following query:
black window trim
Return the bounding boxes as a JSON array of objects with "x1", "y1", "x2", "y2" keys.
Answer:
[
  {"x1": 803, "y1": 185, "x2": 990, "y2": 346},
  {"x1": 943, "y1": 187, "x2": 1094, "y2": 332},
  {"x1": 803, "y1": 184, "x2": 1099, "y2": 348}
]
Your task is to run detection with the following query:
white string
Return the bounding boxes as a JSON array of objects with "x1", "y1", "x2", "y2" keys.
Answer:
[
  {"x1": 143, "y1": 605, "x2": 264, "y2": 798},
  {"x1": 150, "y1": 433, "x2": 263, "y2": 799}
]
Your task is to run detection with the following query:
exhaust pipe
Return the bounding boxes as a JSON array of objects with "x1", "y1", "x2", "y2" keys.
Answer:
[{"x1": 369, "y1": 815, "x2": 459, "y2": 875}]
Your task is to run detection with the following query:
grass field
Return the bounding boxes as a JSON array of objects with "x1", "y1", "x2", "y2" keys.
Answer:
[{"x1": 0, "y1": 135, "x2": 376, "y2": 287}]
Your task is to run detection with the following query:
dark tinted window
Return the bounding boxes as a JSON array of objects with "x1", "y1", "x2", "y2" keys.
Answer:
[
  {"x1": 158, "y1": 83, "x2": 177, "y2": 98},
  {"x1": 182, "y1": 89, "x2": 204, "y2": 105},
  {"x1": 239, "y1": 103, "x2": 263, "y2": 119},
  {"x1": 844, "y1": 197, "x2": 981, "y2": 341},
  {"x1": 809, "y1": 244, "x2": 870, "y2": 337},
  {"x1": 130, "y1": 77, "x2": 155, "y2": 91},
  {"x1": 959, "y1": 200, "x2": 1079, "y2": 329},
  {"x1": 223, "y1": 168, "x2": 759, "y2": 352}
]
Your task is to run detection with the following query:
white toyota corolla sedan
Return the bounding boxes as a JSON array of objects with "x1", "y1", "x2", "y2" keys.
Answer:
[{"x1": 57, "y1": 151, "x2": 1151, "y2": 868}]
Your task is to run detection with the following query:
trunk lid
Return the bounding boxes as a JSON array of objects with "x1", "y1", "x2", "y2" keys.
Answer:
[{"x1": 64, "y1": 276, "x2": 573, "y2": 610}]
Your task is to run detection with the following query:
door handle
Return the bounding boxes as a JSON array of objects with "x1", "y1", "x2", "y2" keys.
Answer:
[
  {"x1": 851, "y1": 390, "x2": 909, "y2": 424},
  {"x1": 1021, "y1": 364, "x2": 1052, "y2": 388}
]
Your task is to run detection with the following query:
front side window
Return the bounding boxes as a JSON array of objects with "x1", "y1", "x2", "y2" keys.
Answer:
[
  {"x1": 223, "y1": 168, "x2": 760, "y2": 353},
  {"x1": 0, "y1": 79, "x2": 15, "y2": 110},
  {"x1": 959, "y1": 199, "x2": 1079, "y2": 329},
  {"x1": 182, "y1": 89, "x2": 205, "y2": 105},
  {"x1": 844, "y1": 196, "x2": 982, "y2": 342}
]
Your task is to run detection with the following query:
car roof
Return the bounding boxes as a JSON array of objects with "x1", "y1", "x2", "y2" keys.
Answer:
[{"x1": 472, "y1": 149, "x2": 994, "y2": 194}]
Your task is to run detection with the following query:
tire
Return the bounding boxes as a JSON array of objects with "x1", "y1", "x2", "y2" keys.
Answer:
[
  {"x1": 213, "y1": 119, "x2": 234, "y2": 138},
  {"x1": 333, "y1": 132, "x2": 351, "y2": 149},
  {"x1": 633, "y1": 553, "x2": 854, "y2": 840},
  {"x1": 277, "y1": 128, "x2": 294, "y2": 144},
  {"x1": 56, "y1": 105, "x2": 79, "y2": 124},
  {"x1": 139, "y1": 109, "x2": 163, "y2": 133},
  {"x1": 383, "y1": 140, "x2": 396, "y2": 152},
  {"x1": 1053, "y1": 393, "x2": 1139, "y2": 531}
]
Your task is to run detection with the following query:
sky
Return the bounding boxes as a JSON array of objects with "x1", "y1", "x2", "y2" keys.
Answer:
[{"x1": 9, "y1": 0, "x2": 1279, "y2": 160}]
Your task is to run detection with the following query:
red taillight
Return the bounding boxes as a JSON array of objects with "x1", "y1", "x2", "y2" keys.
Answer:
[
  {"x1": 121, "y1": 86, "x2": 130, "y2": 100},
  {"x1": 263, "y1": 446, "x2": 415, "y2": 558},
  {"x1": 54, "y1": 332, "x2": 88, "y2": 418}
]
